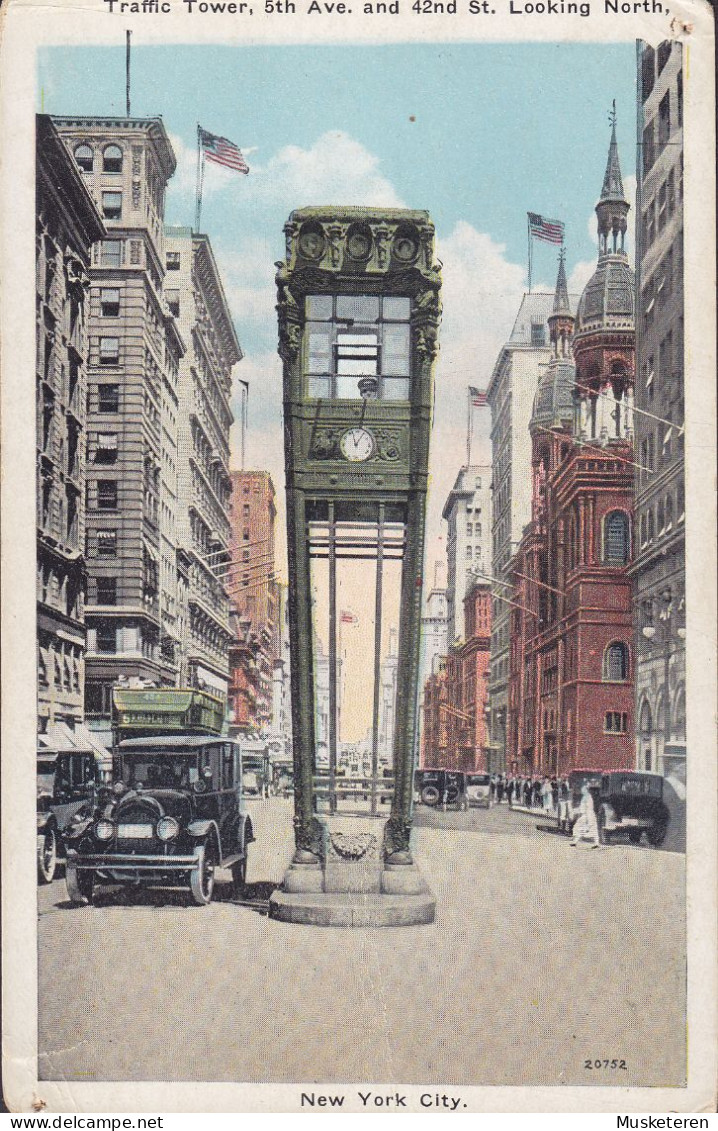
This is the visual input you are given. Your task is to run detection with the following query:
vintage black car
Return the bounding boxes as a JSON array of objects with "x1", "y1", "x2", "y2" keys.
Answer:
[
  {"x1": 596, "y1": 771, "x2": 669, "y2": 846},
  {"x1": 64, "y1": 736, "x2": 254, "y2": 906},
  {"x1": 37, "y1": 750, "x2": 97, "y2": 883},
  {"x1": 414, "y1": 769, "x2": 467, "y2": 811}
]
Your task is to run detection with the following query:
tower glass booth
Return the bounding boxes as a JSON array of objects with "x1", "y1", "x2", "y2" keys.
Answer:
[{"x1": 270, "y1": 207, "x2": 440, "y2": 926}]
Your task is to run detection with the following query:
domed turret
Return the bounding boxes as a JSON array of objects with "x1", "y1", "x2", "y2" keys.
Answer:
[{"x1": 572, "y1": 104, "x2": 636, "y2": 446}]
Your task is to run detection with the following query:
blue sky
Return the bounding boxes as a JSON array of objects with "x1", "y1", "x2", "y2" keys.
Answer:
[{"x1": 38, "y1": 41, "x2": 637, "y2": 570}]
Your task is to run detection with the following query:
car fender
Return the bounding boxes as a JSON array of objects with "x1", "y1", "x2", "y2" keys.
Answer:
[
  {"x1": 187, "y1": 820, "x2": 221, "y2": 855},
  {"x1": 240, "y1": 814, "x2": 255, "y2": 850},
  {"x1": 37, "y1": 811, "x2": 55, "y2": 834}
]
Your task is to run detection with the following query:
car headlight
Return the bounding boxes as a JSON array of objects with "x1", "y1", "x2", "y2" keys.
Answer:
[
  {"x1": 156, "y1": 816, "x2": 179, "y2": 842},
  {"x1": 95, "y1": 819, "x2": 115, "y2": 841}
]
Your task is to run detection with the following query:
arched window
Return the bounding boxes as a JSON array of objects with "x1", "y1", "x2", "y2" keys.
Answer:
[
  {"x1": 103, "y1": 145, "x2": 123, "y2": 173},
  {"x1": 673, "y1": 687, "x2": 686, "y2": 740},
  {"x1": 604, "y1": 510, "x2": 630, "y2": 564},
  {"x1": 74, "y1": 144, "x2": 93, "y2": 172},
  {"x1": 639, "y1": 698, "x2": 653, "y2": 735},
  {"x1": 603, "y1": 641, "x2": 629, "y2": 682}
]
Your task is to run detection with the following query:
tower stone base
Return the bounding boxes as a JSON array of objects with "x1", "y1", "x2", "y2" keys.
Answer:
[{"x1": 269, "y1": 816, "x2": 436, "y2": 926}]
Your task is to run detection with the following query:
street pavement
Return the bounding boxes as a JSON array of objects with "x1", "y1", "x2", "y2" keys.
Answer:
[{"x1": 38, "y1": 798, "x2": 685, "y2": 1087}]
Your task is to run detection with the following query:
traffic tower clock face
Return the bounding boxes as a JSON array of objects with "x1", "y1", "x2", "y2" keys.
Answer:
[{"x1": 340, "y1": 427, "x2": 375, "y2": 462}]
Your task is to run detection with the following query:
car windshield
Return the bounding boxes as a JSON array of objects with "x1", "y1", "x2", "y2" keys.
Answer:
[
  {"x1": 467, "y1": 775, "x2": 490, "y2": 785},
  {"x1": 121, "y1": 753, "x2": 197, "y2": 790}
]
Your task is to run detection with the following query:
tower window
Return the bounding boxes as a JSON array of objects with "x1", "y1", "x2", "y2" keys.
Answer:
[
  {"x1": 304, "y1": 294, "x2": 411, "y2": 401},
  {"x1": 530, "y1": 322, "x2": 546, "y2": 347},
  {"x1": 604, "y1": 510, "x2": 630, "y2": 565},
  {"x1": 97, "y1": 480, "x2": 118, "y2": 510},
  {"x1": 99, "y1": 337, "x2": 120, "y2": 365},
  {"x1": 603, "y1": 642, "x2": 629, "y2": 682},
  {"x1": 101, "y1": 240, "x2": 122, "y2": 268},
  {"x1": 95, "y1": 621, "x2": 117, "y2": 653},
  {"x1": 98, "y1": 384, "x2": 120, "y2": 413},
  {"x1": 103, "y1": 145, "x2": 123, "y2": 173},
  {"x1": 96, "y1": 577, "x2": 117, "y2": 605},
  {"x1": 74, "y1": 144, "x2": 93, "y2": 172},
  {"x1": 102, "y1": 191, "x2": 122, "y2": 221},
  {"x1": 166, "y1": 252, "x2": 181, "y2": 271},
  {"x1": 100, "y1": 288, "x2": 120, "y2": 317},
  {"x1": 95, "y1": 433, "x2": 118, "y2": 463},
  {"x1": 604, "y1": 711, "x2": 628, "y2": 734},
  {"x1": 97, "y1": 529, "x2": 117, "y2": 557}
]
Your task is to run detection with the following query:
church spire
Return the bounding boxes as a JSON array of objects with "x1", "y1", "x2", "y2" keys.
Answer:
[
  {"x1": 595, "y1": 101, "x2": 630, "y2": 258},
  {"x1": 552, "y1": 246, "x2": 571, "y2": 316},
  {"x1": 548, "y1": 248, "x2": 574, "y2": 359},
  {"x1": 600, "y1": 101, "x2": 626, "y2": 202}
]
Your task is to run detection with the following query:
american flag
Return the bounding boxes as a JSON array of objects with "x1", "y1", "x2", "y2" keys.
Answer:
[
  {"x1": 528, "y1": 212, "x2": 564, "y2": 245},
  {"x1": 469, "y1": 386, "x2": 488, "y2": 407},
  {"x1": 200, "y1": 128, "x2": 249, "y2": 174}
]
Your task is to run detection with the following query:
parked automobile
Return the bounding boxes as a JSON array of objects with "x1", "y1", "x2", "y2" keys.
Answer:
[
  {"x1": 37, "y1": 750, "x2": 97, "y2": 883},
  {"x1": 596, "y1": 771, "x2": 669, "y2": 846},
  {"x1": 465, "y1": 772, "x2": 492, "y2": 808},
  {"x1": 556, "y1": 769, "x2": 603, "y2": 834},
  {"x1": 64, "y1": 735, "x2": 254, "y2": 906},
  {"x1": 414, "y1": 769, "x2": 468, "y2": 811}
]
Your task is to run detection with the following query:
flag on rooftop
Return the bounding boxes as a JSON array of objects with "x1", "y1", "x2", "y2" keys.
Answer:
[
  {"x1": 200, "y1": 127, "x2": 249, "y2": 174},
  {"x1": 528, "y1": 212, "x2": 564, "y2": 245},
  {"x1": 469, "y1": 386, "x2": 488, "y2": 407}
]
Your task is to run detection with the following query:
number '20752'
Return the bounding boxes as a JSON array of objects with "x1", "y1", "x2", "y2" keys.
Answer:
[{"x1": 584, "y1": 1059, "x2": 628, "y2": 1070}]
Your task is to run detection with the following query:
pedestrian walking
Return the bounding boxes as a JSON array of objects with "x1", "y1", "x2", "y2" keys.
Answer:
[
  {"x1": 570, "y1": 782, "x2": 601, "y2": 848},
  {"x1": 506, "y1": 778, "x2": 514, "y2": 807},
  {"x1": 523, "y1": 777, "x2": 532, "y2": 808},
  {"x1": 541, "y1": 776, "x2": 553, "y2": 814},
  {"x1": 532, "y1": 778, "x2": 542, "y2": 809},
  {"x1": 496, "y1": 775, "x2": 505, "y2": 804},
  {"x1": 551, "y1": 776, "x2": 559, "y2": 811}
]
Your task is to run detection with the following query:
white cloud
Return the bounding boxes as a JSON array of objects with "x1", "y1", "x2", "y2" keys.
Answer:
[{"x1": 254, "y1": 131, "x2": 405, "y2": 209}]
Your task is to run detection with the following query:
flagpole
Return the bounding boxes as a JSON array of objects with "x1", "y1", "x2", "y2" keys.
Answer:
[
  {"x1": 194, "y1": 125, "x2": 206, "y2": 234},
  {"x1": 125, "y1": 30, "x2": 131, "y2": 117},
  {"x1": 466, "y1": 387, "x2": 471, "y2": 466},
  {"x1": 527, "y1": 214, "x2": 532, "y2": 294}
]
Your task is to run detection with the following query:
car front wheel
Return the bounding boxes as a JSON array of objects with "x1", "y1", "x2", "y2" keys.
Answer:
[
  {"x1": 189, "y1": 842, "x2": 215, "y2": 906},
  {"x1": 646, "y1": 822, "x2": 667, "y2": 847},
  {"x1": 37, "y1": 828, "x2": 57, "y2": 884},
  {"x1": 66, "y1": 860, "x2": 95, "y2": 905},
  {"x1": 232, "y1": 853, "x2": 248, "y2": 899}
]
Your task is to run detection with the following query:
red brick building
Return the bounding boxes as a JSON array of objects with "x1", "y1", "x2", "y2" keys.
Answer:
[
  {"x1": 421, "y1": 582, "x2": 492, "y2": 771},
  {"x1": 506, "y1": 124, "x2": 636, "y2": 777}
]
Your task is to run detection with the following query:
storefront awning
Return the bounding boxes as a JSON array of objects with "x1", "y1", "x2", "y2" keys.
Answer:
[{"x1": 38, "y1": 722, "x2": 110, "y2": 761}]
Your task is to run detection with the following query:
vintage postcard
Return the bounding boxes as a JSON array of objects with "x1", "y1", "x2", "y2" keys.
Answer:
[{"x1": 1, "y1": 0, "x2": 716, "y2": 1114}]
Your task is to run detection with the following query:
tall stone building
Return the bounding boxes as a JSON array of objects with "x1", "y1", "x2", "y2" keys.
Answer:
[
  {"x1": 486, "y1": 289, "x2": 578, "y2": 770},
  {"x1": 52, "y1": 116, "x2": 181, "y2": 737},
  {"x1": 36, "y1": 115, "x2": 105, "y2": 735},
  {"x1": 631, "y1": 42, "x2": 686, "y2": 781},
  {"x1": 228, "y1": 470, "x2": 280, "y2": 729},
  {"x1": 165, "y1": 226, "x2": 240, "y2": 699},
  {"x1": 507, "y1": 125, "x2": 636, "y2": 777},
  {"x1": 442, "y1": 464, "x2": 492, "y2": 645}
]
